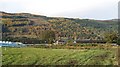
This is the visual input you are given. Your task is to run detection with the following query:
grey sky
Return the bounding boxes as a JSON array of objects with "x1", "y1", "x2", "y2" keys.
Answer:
[{"x1": 0, "y1": 0, "x2": 119, "y2": 20}]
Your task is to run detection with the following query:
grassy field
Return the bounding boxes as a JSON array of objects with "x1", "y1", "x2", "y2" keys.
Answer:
[{"x1": 2, "y1": 47, "x2": 118, "y2": 65}]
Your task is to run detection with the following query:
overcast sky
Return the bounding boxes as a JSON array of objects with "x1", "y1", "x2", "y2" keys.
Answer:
[{"x1": 0, "y1": 0, "x2": 119, "y2": 20}]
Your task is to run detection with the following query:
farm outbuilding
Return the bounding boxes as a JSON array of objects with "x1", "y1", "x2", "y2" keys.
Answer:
[
  {"x1": 0, "y1": 41, "x2": 26, "y2": 47},
  {"x1": 76, "y1": 39, "x2": 106, "y2": 43},
  {"x1": 53, "y1": 40, "x2": 66, "y2": 45}
]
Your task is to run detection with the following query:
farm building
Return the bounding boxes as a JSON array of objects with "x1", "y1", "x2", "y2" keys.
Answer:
[
  {"x1": 53, "y1": 40, "x2": 66, "y2": 45},
  {"x1": 76, "y1": 39, "x2": 106, "y2": 43},
  {"x1": 0, "y1": 41, "x2": 26, "y2": 47}
]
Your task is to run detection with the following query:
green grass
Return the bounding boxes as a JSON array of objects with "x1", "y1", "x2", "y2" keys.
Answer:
[{"x1": 2, "y1": 47, "x2": 118, "y2": 65}]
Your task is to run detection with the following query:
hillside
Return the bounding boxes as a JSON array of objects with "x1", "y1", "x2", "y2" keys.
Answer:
[{"x1": 1, "y1": 12, "x2": 118, "y2": 44}]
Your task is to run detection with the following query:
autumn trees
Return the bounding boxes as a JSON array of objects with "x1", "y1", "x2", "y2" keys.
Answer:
[
  {"x1": 39, "y1": 30, "x2": 55, "y2": 44},
  {"x1": 104, "y1": 32, "x2": 118, "y2": 43},
  {"x1": 1, "y1": 12, "x2": 118, "y2": 44}
]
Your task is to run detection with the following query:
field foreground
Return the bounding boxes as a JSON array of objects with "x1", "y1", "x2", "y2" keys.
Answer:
[{"x1": 2, "y1": 47, "x2": 118, "y2": 65}]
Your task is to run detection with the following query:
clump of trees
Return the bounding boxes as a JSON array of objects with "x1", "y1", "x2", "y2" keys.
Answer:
[
  {"x1": 39, "y1": 30, "x2": 55, "y2": 44},
  {"x1": 117, "y1": 36, "x2": 120, "y2": 45},
  {"x1": 104, "y1": 32, "x2": 118, "y2": 43}
]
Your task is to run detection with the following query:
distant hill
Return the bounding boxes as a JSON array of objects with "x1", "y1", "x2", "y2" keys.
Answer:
[{"x1": 1, "y1": 12, "x2": 118, "y2": 43}]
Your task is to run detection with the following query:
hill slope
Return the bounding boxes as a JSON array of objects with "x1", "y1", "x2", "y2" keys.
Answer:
[{"x1": 1, "y1": 12, "x2": 118, "y2": 43}]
